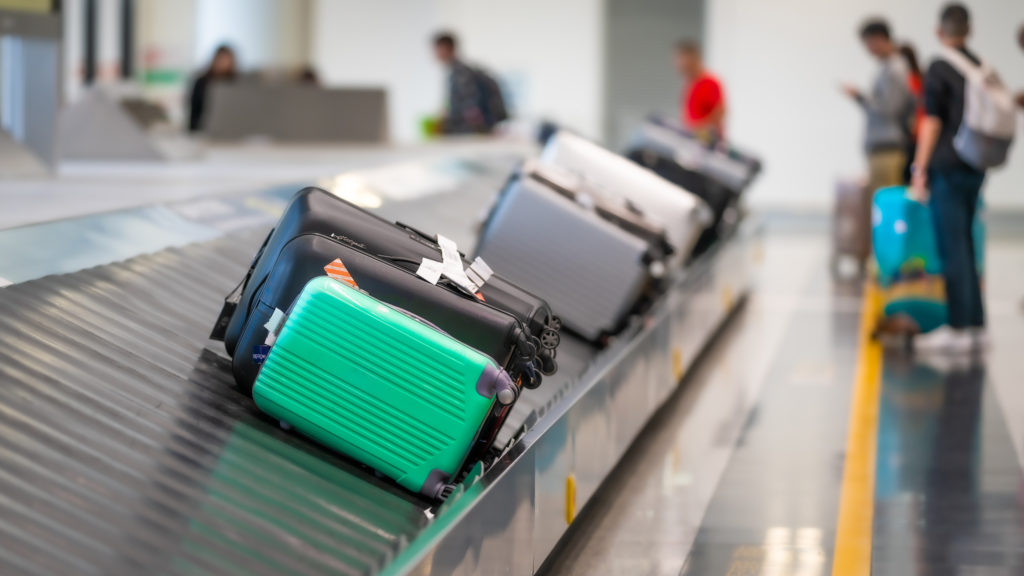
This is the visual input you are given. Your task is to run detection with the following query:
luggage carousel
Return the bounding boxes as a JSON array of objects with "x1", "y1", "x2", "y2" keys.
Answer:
[{"x1": 0, "y1": 155, "x2": 759, "y2": 576}]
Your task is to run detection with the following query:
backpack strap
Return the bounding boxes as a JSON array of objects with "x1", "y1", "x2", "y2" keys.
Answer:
[{"x1": 939, "y1": 46, "x2": 987, "y2": 79}]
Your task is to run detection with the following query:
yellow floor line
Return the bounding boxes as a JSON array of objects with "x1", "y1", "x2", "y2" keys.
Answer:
[{"x1": 831, "y1": 282, "x2": 884, "y2": 576}]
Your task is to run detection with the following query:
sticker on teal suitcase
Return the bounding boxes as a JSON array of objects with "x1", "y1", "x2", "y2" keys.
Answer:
[
  {"x1": 872, "y1": 186, "x2": 984, "y2": 333},
  {"x1": 253, "y1": 276, "x2": 518, "y2": 499}
]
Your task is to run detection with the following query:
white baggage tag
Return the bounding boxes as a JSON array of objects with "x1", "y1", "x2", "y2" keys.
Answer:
[
  {"x1": 416, "y1": 258, "x2": 444, "y2": 285},
  {"x1": 264, "y1": 308, "x2": 287, "y2": 346},
  {"x1": 437, "y1": 235, "x2": 478, "y2": 293},
  {"x1": 416, "y1": 235, "x2": 492, "y2": 293},
  {"x1": 465, "y1": 257, "x2": 493, "y2": 289}
]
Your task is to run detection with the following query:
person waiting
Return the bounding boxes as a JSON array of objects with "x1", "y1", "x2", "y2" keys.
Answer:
[
  {"x1": 842, "y1": 19, "x2": 915, "y2": 195},
  {"x1": 187, "y1": 45, "x2": 238, "y2": 133},
  {"x1": 674, "y1": 40, "x2": 726, "y2": 142},
  {"x1": 911, "y1": 4, "x2": 1005, "y2": 352},
  {"x1": 431, "y1": 32, "x2": 507, "y2": 135}
]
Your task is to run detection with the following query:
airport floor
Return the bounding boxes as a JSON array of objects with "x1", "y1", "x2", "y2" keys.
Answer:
[
  {"x1": 541, "y1": 220, "x2": 1024, "y2": 576},
  {"x1": 3, "y1": 146, "x2": 1024, "y2": 575}
]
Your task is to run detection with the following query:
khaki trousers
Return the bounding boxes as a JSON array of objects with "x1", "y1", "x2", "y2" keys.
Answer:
[{"x1": 867, "y1": 149, "x2": 907, "y2": 193}]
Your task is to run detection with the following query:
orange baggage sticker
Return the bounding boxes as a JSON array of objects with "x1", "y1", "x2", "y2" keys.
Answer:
[{"x1": 324, "y1": 258, "x2": 359, "y2": 289}]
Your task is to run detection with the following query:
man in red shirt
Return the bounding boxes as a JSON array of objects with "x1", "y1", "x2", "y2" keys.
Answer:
[{"x1": 675, "y1": 40, "x2": 726, "y2": 140}]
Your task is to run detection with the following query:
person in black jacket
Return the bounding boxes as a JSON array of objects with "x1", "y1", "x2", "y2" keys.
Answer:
[
  {"x1": 188, "y1": 45, "x2": 238, "y2": 133},
  {"x1": 911, "y1": 4, "x2": 989, "y2": 353},
  {"x1": 432, "y1": 32, "x2": 506, "y2": 135}
]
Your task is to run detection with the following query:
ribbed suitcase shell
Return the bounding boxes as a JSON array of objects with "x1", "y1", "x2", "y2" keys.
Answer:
[
  {"x1": 476, "y1": 174, "x2": 655, "y2": 342},
  {"x1": 219, "y1": 187, "x2": 559, "y2": 378},
  {"x1": 540, "y1": 130, "x2": 709, "y2": 270},
  {"x1": 253, "y1": 277, "x2": 511, "y2": 498}
]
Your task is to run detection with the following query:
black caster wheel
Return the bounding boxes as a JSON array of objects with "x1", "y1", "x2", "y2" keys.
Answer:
[
  {"x1": 540, "y1": 328, "x2": 560, "y2": 350},
  {"x1": 539, "y1": 355, "x2": 558, "y2": 376}
]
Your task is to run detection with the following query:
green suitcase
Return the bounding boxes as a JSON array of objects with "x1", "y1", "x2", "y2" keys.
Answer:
[{"x1": 253, "y1": 276, "x2": 518, "y2": 499}]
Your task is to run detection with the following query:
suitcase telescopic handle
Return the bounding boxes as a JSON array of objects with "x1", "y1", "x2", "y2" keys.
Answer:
[
  {"x1": 395, "y1": 221, "x2": 469, "y2": 259},
  {"x1": 396, "y1": 221, "x2": 436, "y2": 243}
]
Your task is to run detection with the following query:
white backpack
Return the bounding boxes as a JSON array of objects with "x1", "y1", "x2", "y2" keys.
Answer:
[{"x1": 940, "y1": 46, "x2": 1016, "y2": 169}]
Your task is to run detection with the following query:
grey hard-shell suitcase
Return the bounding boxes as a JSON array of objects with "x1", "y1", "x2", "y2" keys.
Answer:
[{"x1": 476, "y1": 165, "x2": 673, "y2": 342}]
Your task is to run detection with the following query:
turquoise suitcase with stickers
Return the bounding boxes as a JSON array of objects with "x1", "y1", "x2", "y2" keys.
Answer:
[
  {"x1": 253, "y1": 276, "x2": 518, "y2": 499},
  {"x1": 872, "y1": 186, "x2": 984, "y2": 333}
]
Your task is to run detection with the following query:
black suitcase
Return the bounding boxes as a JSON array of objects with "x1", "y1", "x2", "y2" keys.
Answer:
[
  {"x1": 230, "y1": 233, "x2": 537, "y2": 394},
  {"x1": 213, "y1": 187, "x2": 558, "y2": 388}
]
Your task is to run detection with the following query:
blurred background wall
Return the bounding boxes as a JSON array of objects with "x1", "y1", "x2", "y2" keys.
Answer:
[
  {"x1": 310, "y1": 0, "x2": 442, "y2": 144},
  {"x1": 195, "y1": 0, "x2": 310, "y2": 73},
  {"x1": 604, "y1": 0, "x2": 704, "y2": 150},
  {"x1": 50, "y1": 0, "x2": 1024, "y2": 209},
  {"x1": 434, "y1": 0, "x2": 606, "y2": 141},
  {"x1": 707, "y1": 0, "x2": 1024, "y2": 210},
  {"x1": 310, "y1": 0, "x2": 606, "y2": 143}
]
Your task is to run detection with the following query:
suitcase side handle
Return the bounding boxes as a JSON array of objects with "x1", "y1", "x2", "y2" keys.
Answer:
[{"x1": 210, "y1": 227, "x2": 275, "y2": 341}]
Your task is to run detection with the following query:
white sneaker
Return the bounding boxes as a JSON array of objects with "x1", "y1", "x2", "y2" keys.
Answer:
[{"x1": 913, "y1": 326, "x2": 974, "y2": 354}]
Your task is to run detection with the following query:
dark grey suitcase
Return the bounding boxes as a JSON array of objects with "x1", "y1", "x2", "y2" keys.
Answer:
[{"x1": 476, "y1": 164, "x2": 672, "y2": 342}]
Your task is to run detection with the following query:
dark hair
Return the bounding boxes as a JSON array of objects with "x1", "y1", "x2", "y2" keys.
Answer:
[
  {"x1": 899, "y1": 43, "x2": 921, "y2": 77},
  {"x1": 940, "y1": 3, "x2": 970, "y2": 38},
  {"x1": 433, "y1": 32, "x2": 457, "y2": 51},
  {"x1": 208, "y1": 44, "x2": 236, "y2": 77},
  {"x1": 213, "y1": 44, "x2": 235, "y2": 60},
  {"x1": 299, "y1": 66, "x2": 319, "y2": 85},
  {"x1": 675, "y1": 39, "x2": 700, "y2": 56},
  {"x1": 859, "y1": 19, "x2": 891, "y2": 40}
]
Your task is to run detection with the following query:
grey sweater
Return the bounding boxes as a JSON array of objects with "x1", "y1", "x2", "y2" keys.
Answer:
[{"x1": 858, "y1": 54, "x2": 914, "y2": 152}]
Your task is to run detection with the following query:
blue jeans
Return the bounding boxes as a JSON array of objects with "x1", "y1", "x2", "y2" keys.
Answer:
[{"x1": 929, "y1": 169, "x2": 985, "y2": 329}]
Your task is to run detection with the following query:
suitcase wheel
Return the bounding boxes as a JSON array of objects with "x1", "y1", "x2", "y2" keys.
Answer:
[
  {"x1": 517, "y1": 338, "x2": 538, "y2": 362},
  {"x1": 497, "y1": 387, "x2": 518, "y2": 406},
  {"x1": 540, "y1": 328, "x2": 561, "y2": 350},
  {"x1": 539, "y1": 355, "x2": 558, "y2": 377},
  {"x1": 439, "y1": 483, "x2": 458, "y2": 501},
  {"x1": 549, "y1": 317, "x2": 562, "y2": 332}
]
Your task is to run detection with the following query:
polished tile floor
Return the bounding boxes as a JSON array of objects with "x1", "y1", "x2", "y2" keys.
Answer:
[{"x1": 543, "y1": 228, "x2": 1024, "y2": 576}]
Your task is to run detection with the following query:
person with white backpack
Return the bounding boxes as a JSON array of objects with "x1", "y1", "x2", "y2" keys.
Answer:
[{"x1": 911, "y1": 3, "x2": 1017, "y2": 353}]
